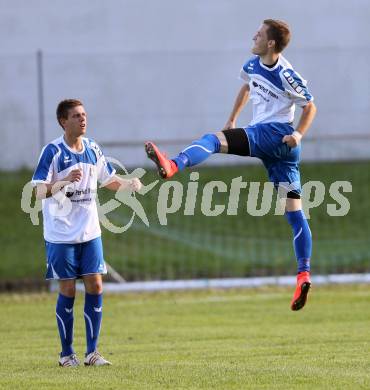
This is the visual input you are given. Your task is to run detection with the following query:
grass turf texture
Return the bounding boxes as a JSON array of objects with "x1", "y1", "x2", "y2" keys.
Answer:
[
  {"x1": 1, "y1": 160, "x2": 370, "y2": 281},
  {"x1": 1, "y1": 285, "x2": 370, "y2": 389}
]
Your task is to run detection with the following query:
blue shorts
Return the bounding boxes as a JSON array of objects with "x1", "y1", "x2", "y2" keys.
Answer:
[
  {"x1": 45, "y1": 237, "x2": 107, "y2": 280},
  {"x1": 244, "y1": 122, "x2": 301, "y2": 194}
]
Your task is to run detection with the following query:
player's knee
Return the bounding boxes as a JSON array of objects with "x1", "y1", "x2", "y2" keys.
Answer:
[
  {"x1": 86, "y1": 280, "x2": 103, "y2": 295},
  {"x1": 214, "y1": 131, "x2": 228, "y2": 153},
  {"x1": 59, "y1": 282, "x2": 76, "y2": 297},
  {"x1": 199, "y1": 133, "x2": 221, "y2": 151}
]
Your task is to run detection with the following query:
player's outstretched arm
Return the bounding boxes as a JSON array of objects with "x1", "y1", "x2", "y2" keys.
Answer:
[
  {"x1": 282, "y1": 101, "x2": 317, "y2": 147},
  {"x1": 223, "y1": 84, "x2": 250, "y2": 130},
  {"x1": 35, "y1": 169, "x2": 82, "y2": 199},
  {"x1": 102, "y1": 176, "x2": 143, "y2": 193}
]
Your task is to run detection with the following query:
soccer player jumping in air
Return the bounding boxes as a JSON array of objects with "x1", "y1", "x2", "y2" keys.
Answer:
[
  {"x1": 32, "y1": 99, "x2": 142, "y2": 366},
  {"x1": 145, "y1": 19, "x2": 317, "y2": 311}
]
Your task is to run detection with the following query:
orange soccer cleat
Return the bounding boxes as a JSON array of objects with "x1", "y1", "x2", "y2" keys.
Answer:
[
  {"x1": 291, "y1": 271, "x2": 311, "y2": 311},
  {"x1": 145, "y1": 141, "x2": 179, "y2": 179}
]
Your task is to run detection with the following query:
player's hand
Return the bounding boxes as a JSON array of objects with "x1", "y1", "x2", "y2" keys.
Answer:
[
  {"x1": 128, "y1": 178, "x2": 143, "y2": 192},
  {"x1": 282, "y1": 131, "x2": 302, "y2": 148},
  {"x1": 222, "y1": 119, "x2": 236, "y2": 131},
  {"x1": 64, "y1": 169, "x2": 82, "y2": 183}
]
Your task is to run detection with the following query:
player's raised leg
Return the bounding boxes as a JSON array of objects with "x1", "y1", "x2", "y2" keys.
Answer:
[
  {"x1": 285, "y1": 198, "x2": 312, "y2": 311},
  {"x1": 145, "y1": 128, "x2": 250, "y2": 178}
]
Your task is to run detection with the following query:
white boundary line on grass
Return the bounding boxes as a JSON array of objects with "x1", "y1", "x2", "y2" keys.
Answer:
[{"x1": 48, "y1": 273, "x2": 370, "y2": 293}]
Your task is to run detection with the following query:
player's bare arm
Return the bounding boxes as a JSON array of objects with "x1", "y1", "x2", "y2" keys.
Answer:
[
  {"x1": 223, "y1": 83, "x2": 250, "y2": 130},
  {"x1": 35, "y1": 169, "x2": 82, "y2": 199},
  {"x1": 102, "y1": 175, "x2": 142, "y2": 193},
  {"x1": 282, "y1": 101, "x2": 317, "y2": 147}
]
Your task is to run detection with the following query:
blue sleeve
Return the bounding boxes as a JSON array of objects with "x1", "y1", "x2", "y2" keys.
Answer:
[
  {"x1": 89, "y1": 140, "x2": 116, "y2": 184},
  {"x1": 32, "y1": 144, "x2": 59, "y2": 184},
  {"x1": 98, "y1": 154, "x2": 116, "y2": 185},
  {"x1": 281, "y1": 69, "x2": 314, "y2": 106},
  {"x1": 239, "y1": 56, "x2": 258, "y2": 83}
]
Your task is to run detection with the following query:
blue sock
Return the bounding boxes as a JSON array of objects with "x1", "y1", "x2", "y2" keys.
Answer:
[
  {"x1": 285, "y1": 210, "x2": 312, "y2": 273},
  {"x1": 173, "y1": 133, "x2": 221, "y2": 171},
  {"x1": 56, "y1": 294, "x2": 75, "y2": 357},
  {"x1": 84, "y1": 292, "x2": 103, "y2": 355}
]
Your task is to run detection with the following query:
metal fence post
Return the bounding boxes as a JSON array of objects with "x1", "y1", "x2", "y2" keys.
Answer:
[{"x1": 37, "y1": 49, "x2": 45, "y2": 149}]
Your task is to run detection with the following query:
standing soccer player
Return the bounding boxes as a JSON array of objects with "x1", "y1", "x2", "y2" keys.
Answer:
[
  {"x1": 32, "y1": 99, "x2": 142, "y2": 366},
  {"x1": 145, "y1": 19, "x2": 317, "y2": 311}
]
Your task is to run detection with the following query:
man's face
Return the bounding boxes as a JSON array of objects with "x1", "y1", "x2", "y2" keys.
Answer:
[
  {"x1": 252, "y1": 24, "x2": 273, "y2": 55},
  {"x1": 62, "y1": 105, "x2": 87, "y2": 136}
]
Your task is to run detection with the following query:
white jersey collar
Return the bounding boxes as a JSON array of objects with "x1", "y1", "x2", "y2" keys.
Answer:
[{"x1": 62, "y1": 136, "x2": 86, "y2": 155}]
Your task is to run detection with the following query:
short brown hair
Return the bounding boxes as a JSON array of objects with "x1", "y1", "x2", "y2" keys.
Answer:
[
  {"x1": 263, "y1": 19, "x2": 291, "y2": 53},
  {"x1": 56, "y1": 99, "x2": 83, "y2": 129}
]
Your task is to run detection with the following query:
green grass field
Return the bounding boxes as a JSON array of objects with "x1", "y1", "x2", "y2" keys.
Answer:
[
  {"x1": 1, "y1": 160, "x2": 370, "y2": 281},
  {"x1": 1, "y1": 285, "x2": 370, "y2": 389}
]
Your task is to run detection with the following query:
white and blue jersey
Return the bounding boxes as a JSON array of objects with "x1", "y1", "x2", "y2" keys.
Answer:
[
  {"x1": 238, "y1": 55, "x2": 314, "y2": 194},
  {"x1": 32, "y1": 136, "x2": 116, "y2": 244},
  {"x1": 240, "y1": 55, "x2": 314, "y2": 126}
]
